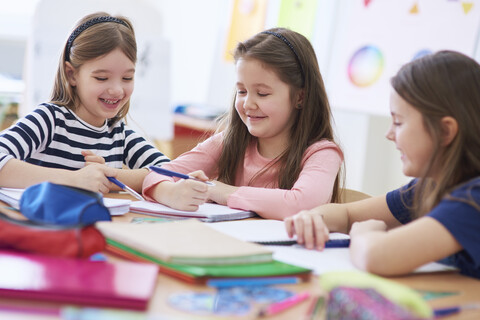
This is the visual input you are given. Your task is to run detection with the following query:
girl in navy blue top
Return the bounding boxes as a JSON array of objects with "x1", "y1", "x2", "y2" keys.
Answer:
[{"x1": 285, "y1": 51, "x2": 480, "y2": 279}]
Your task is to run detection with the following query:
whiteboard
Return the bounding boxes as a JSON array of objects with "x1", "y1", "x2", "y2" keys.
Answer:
[{"x1": 326, "y1": 0, "x2": 480, "y2": 116}]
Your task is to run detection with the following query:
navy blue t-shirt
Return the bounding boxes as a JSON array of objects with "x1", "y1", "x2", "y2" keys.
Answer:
[{"x1": 386, "y1": 178, "x2": 480, "y2": 279}]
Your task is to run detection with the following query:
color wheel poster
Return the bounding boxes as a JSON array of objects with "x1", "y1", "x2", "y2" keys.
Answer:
[{"x1": 327, "y1": 0, "x2": 480, "y2": 116}]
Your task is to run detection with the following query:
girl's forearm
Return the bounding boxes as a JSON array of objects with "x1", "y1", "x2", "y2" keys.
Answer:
[
  {"x1": 0, "y1": 159, "x2": 68, "y2": 188},
  {"x1": 114, "y1": 168, "x2": 149, "y2": 193}
]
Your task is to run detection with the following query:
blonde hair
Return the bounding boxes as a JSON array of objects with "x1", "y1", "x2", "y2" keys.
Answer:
[{"x1": 50, "y1": 12, "x2": 137, "y2": 125}]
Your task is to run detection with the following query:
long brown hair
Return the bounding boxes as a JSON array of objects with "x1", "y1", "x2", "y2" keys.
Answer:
[
  {"x1": 50, "y1": 12, "x2": 137, "y2": 125},
  {"x1": 217, "y1": 27, "x2": 343, "y2": 202},
  {"x1": 391, "y1": 50, "x2": 480, "y2": 216}
]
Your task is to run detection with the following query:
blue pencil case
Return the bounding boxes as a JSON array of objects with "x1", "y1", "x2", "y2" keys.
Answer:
[{"x1": 20, "y1": 182, "x2": 111, "y2": 226}]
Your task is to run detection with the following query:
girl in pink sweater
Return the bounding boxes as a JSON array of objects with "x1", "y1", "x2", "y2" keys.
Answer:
[{"x1": 143, "y1": 28, "x2": 343, "y2": 220}]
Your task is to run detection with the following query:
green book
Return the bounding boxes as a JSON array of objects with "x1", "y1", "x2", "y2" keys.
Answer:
[{"x1": 106, "y1": 238, "x2": 312, "y2": 284}]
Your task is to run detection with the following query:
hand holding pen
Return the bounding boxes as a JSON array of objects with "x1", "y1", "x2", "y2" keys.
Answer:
[
  {"x1": 149, "y1": 166, "x2": 215, "y2": 186},
  {"x1": 107, "y1": 177, "x2": 145, "y2": 201}
]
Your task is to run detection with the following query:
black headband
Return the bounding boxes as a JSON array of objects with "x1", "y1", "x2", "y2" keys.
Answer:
[
  {"x1": 65, "y1": 16, "x2": 128, "y2": 62},
  {"x1": 261, "y1": 31, "x2": 305, "y2": 86}
]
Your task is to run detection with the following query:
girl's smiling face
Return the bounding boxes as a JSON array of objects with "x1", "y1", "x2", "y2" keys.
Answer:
[
  {"x1": 234, "y1": 58, "x2": 298, "y2": 154},
  {"x1": 386, "y1": 90, "x2": 435, "y2": 178},
  {"x1": 66, "y1": 48, "x2": 135, "y2": 127}
]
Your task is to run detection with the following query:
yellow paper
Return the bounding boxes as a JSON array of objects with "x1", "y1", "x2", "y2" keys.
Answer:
[
  {"x1": 277, "y1": 0, "x2": 319, "y2": 39},
  {"x1": 224, "y1": 0, "x2": 268, "y2": 61},
  {"x1": 462, "y1": 2, "x2": 474, "y2": 14}
]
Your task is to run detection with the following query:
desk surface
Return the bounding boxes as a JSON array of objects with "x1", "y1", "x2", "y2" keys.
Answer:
[{"x1": 1, "y1": 193, "x2": 480, "y2": 320}]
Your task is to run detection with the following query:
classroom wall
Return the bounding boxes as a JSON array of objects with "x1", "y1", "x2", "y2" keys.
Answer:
[
  {"x1": 148, "y1": 0, "x2": 480, "y2": 196},
  {"x1": 3, "y1": 0, "x2": 480, "y2": 196},
  {"x1": 150, "y1": 0, "x2": 411, "y2": 195}
]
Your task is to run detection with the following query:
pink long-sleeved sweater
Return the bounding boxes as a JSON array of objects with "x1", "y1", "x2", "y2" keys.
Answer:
[{"x1": 143, "y1": 133, "x2": 343, "y2": 220}]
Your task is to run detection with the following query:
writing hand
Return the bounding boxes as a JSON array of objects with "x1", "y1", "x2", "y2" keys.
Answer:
[{"x1": 70, "y1": 164, "x2": 115, "y2": 194}]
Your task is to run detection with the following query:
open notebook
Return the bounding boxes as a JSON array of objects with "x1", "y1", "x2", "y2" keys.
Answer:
[
  {"x1": 129, "y1": 200, "x2": 257, "y2": 222},
  {"x1": 206, "y1": 220, "x2": 457, "y2": 276},
  {"x1": 0, "y1": 188, "x2": 131, "y2": 216},
  {"x1": 206, "y1": 219, "x2": 350, "y2": 245}
]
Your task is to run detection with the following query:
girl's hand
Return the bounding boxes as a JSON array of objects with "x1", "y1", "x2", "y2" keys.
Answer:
[
  {"x1": 188, "y1": 170, "x2": 210, "y2": 182},
  {"x1": 350, "y1": 220, "x2": 387, "y2": 237},
  {"x1": 207, "y1": 180, "x2": 238, "y2": 206},
  {"x1": 164, "y1": 179, "x2": 209, "y2": 211},
  {"x1": 152, "y1": 170, "x2": 211, "y2": 211},
  {"x1": 82, "y1": 150, "x2": 105, "y2": 166},
  {"x1": 284, "y1": 207, "x2": 330, "y2": 250},
  {"x1": 69, "y1": 163, "x2": 115, "y2": 194}
]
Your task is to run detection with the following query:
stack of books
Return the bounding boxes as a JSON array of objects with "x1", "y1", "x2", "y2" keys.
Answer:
[{"x1": 96, "y1": 219, "x2": 312, "y2": 284}]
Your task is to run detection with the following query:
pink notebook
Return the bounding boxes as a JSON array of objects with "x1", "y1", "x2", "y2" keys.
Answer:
[{"x1": 0, "y1": 250, "x2": 158, "y2": 310}]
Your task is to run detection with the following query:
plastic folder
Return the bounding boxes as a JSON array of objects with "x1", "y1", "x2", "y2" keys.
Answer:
[{"x1": 0, "y1": 250, "x2": 158, "y2": 310}]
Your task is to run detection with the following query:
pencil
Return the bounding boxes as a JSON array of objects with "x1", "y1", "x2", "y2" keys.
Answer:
[{"x1": 305, "y1": 295, "x2": 325, "y2": 320}]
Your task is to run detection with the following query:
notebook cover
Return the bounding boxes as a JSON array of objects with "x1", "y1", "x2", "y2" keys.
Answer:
[
  {"x1": 0, "y1": 250, "x2": 158, "y2": 310},
  {"x1": 96, "y1": 220, "x2": 273, "y2": 265},
  {"x1": 105, "y1": 241, "x2": 312, "y2": 285}
]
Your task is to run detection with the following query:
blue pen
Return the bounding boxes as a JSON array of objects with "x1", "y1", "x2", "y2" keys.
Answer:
[
  {"x1": 434, "y1": 306, "x2": 461, "y2": 318},
  {"x1": 207, "y1": 276, "x2": 300, "y2": 288},
  {"x1": 149, "y1": 166, "x2": 215, "y2": 186},
  {"x1": 434, "y1": 304, "x2": 480, "y2": 318},
  {"x1": 324, "y1": 239, "x2": 350, "y2": 248},
  {"x1": 107, "y1": 177, "x2": 145, "y2": 201}
]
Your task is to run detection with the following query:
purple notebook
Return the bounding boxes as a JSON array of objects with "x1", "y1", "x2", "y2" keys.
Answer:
[{"x1": 0, "y1": 250, "x2": 158, "y2": 310}]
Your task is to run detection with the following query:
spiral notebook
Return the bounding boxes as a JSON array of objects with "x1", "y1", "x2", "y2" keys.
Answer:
[{"x1": 129, "y1": 200, "x2": 257, "y2": 222}]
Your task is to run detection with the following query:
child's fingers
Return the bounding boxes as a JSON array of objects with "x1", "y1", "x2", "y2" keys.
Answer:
[
  {"x1": 312, "y1": 214, "x2": 329, "y2": 250},
  {"x1": 284, "y1": 217, "x2": 295, "y2": 238},
  {"x1": 84, "y1": 156, "x2": 106, "y2": 164},
  {"x1": 302, "y1": 215, "x2": 316, "y2": 249},
  {"x1": 184, "y1": 178, "x2": 209, "y2": 192},
  {"x1": 82, "y1": 150, "x2": 105, "y2": 164},
  {"x1": 291, "y1": 213, "x2": 306, "y2": 245},
  {"x1": 188, "y1": 170, "x2": 209, "y2": 181}
]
